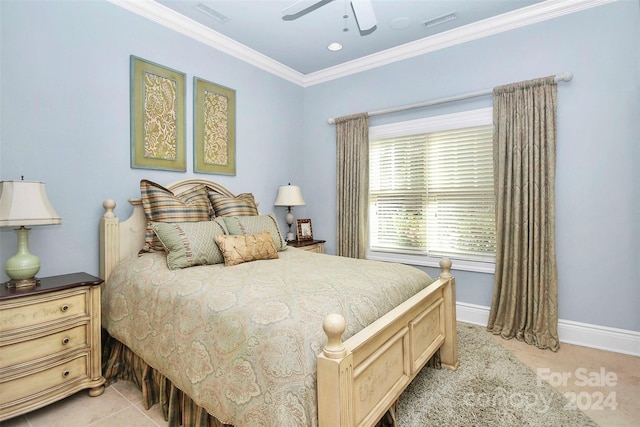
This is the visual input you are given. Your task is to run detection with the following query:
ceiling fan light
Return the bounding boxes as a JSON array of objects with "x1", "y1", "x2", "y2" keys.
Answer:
[{"x1": 327, "y1": 42, "x2": 343, "y2": 51}]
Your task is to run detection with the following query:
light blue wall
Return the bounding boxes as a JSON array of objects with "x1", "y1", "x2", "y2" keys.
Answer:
[
  {"x1": 1, "y1": 1, "x2": 638, "y2": 332},
  {"x1": 302, "y1": 1, "x2": 639, "y2": 331},
  {"x1": 0, "y1": 1, "x2": 305, "y2": 279}
]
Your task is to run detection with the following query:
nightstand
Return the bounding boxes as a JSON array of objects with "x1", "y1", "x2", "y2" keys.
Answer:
[
  {"x1": 0, "y1": 273, "x2": 105, "y2": 421},
  {"x1": 287, "y1": 239, "x2": 326, "y2": 253}
]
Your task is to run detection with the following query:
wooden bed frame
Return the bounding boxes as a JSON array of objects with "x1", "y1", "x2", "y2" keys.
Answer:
[{"x1": 99, "y1": 178, "x2": 458, "y2": 427}]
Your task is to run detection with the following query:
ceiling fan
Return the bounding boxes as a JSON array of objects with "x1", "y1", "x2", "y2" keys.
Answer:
[{"x1": 282, "y1": 0, "x2": 377, "y2": 36}]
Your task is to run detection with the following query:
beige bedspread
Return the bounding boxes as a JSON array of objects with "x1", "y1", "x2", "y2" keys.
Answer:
[{"x1": 102, "y1": 248, "x2": 434, "y2": 426}]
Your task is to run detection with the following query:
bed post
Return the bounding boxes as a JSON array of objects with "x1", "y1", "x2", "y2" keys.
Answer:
[
  {"x1": 438, "y1": 258, "x2": 459, "y2": 370},
  {"x1": 99, "y1": 197, "x2": 146, "y2": 282},
  {"x1": 317, "y1": 314, "x2": 355, "y2": 427},
  {"x1": 99, "y1": 199, "x2": 120, "y2": 281}
]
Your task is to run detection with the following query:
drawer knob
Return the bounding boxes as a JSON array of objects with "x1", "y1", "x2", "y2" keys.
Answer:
[
  {"x1": 61, "y1": 305, "x2": 69, "y2": 312},
  {"x1": 62, "y1": 337, "x2": 70, "y2": 345},
  {"x1": 62, "y1": 370, "x2": 70, "y2": 378}
]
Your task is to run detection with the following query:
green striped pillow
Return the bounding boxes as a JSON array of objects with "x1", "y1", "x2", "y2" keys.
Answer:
[
  {"x1": 151, "y1": 221, "x2": 226, "y2": 269},
  {"x1": 221, "y1": 213, "x2": 287, "y2": 251}
]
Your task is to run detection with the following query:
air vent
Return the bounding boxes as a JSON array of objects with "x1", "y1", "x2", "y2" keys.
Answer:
[
  {"x1": 195, "y1": 3, "x2": 230, "y2": 23},
  {"x1": 422, "y1": 12, "x2": 457, "y2": 29}
]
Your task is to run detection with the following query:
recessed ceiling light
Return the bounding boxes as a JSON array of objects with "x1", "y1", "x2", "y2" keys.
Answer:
[
  {"x1": 327, "y1": 42, "x2": 343, "y2": 51},
  {"x1": 390, "y1": 17, "x2": 411, "y2": 30}
]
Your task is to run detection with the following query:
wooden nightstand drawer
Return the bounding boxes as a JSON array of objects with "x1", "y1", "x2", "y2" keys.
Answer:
[
  {"x1": 0, "y1": 273, "x2": 105, "y2": 420},
  {"x1": 0, "y1": 324, "x2": 88, "y2": 369},
  {"x1": 287, "y1": 239, "x2": 325, "y2": 253},
  {"x1": 0, "y1": 291, "x2": 87, "y2": 332},
  {"x1": 0, "y1": 354, "x2": 89, "y2": 405}
]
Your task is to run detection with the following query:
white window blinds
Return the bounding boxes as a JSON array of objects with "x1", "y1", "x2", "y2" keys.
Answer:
[{"x1": 369, "y1": 121, "x2": 495, "y2": 262}]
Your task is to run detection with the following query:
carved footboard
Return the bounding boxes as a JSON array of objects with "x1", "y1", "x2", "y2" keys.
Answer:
[
  {"x1": 317, "y1": 259, "x2": 458, "y2": 427},
  {"x1": 99, "y1": 179, "x2": 459, "y2": 427}
]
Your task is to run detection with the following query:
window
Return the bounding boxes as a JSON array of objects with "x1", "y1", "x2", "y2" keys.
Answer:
[{"x1": 368, "y1": 108, "x2": 495, "y2": 273}]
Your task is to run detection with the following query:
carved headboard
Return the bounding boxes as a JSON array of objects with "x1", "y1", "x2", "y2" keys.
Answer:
[{"x1": 99, "y1": 179, "x2": 241, "y2": 281}]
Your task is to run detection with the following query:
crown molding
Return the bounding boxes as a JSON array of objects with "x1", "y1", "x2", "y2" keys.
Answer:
[
  {"x1": 301, "y1": 0, "x2": 617, "y2": 86},
  {"x1": 107, "y1": 0, "x2": 305, "y2": 85},
  {"x1": 109, "y1": 0, "x2": 616, "y2": 88}
]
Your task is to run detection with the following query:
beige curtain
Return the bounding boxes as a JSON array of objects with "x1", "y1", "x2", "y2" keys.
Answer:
[
  {"x1": 487, "y1": 76, "x2": 560, "y2": 351},
  {"x1": 335, "y1": 113, "x2": 369, "y2": 258}
]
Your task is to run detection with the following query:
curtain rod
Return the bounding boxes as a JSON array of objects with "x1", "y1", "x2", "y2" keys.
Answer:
[{"x1": 328, "y1": 72, "x2": 573, "y2": 124}]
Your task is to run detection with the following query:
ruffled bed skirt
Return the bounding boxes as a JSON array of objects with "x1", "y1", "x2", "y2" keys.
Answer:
[
  {"x1": 102, "y1": 332, "x2": 231, "y2": 427},
  {"x1": 102, "y1": 332, "x2": 396, "y2": 427}
]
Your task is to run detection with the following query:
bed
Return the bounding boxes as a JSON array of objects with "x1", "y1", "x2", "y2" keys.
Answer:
[{"x1": 99, "y1": 178, "x2": 458, "y2": 427}]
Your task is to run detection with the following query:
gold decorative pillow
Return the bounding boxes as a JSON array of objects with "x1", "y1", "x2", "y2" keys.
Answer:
[{"x1": 215, "y1": 232, "x2": 279, "y2": 266}]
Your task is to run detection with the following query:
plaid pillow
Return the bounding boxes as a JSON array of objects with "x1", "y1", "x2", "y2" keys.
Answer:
[
  {"x1": 208, "y1": 191, "x2": 258, "y2": 217},
  {"x1": 140, "y1": 180, "x2": 212, "y2": 252}
]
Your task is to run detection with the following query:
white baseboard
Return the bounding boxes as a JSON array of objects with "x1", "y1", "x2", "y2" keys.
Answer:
[
  {"x1": 456, "y1": 302, "x2": 492, "y2": 326},
  {"x1": 456, "y1": 302, "x2": 640, "y2": 357}
]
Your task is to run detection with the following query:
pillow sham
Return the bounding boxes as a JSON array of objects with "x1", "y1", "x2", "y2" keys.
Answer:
[
  {"x1": 215, "y1": 232, "x2": 279, "y2": 266},
  {"x1": 208, "y1": 191, "x2": 259, "y2": 217},
  {"x1": 151, "y1": 221, "x2": 226, "y2": 270},
  {"x1": 140, "y1": 180, "x2": 212, "y2": 252},
  {"x1": 221, "y1": 213, "x2": 287, "y2": 251}
]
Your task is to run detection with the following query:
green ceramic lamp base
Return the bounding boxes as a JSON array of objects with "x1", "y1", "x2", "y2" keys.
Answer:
[{"x1": 5, "y1": 226, "x2": 41, "y2": 288}]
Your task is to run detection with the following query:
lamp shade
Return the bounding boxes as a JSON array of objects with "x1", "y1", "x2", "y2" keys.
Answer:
[
  {"x1": 0, "y1": 181, "x2": 61, "y2": 227},
  {"x1": 274, "y1": 184, "x2": 305, "y2": 207}
]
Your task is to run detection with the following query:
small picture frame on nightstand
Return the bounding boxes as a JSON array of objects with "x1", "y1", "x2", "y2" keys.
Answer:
[{"x1": 296, "y1": 218, "x2": 313, "y2": 241}]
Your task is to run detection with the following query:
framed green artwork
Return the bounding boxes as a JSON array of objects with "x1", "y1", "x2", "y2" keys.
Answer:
[
  {"x1": 130, "y1": 55, "x2": 186, "y2": 171},
  {"x1": 193, "y1": 77, "x2": 236, "y2": 175}
]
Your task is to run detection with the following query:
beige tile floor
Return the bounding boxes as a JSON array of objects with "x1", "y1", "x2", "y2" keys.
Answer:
[
  {"x1": 0, "y1": 379, "x2": 166, "y2": 427},
  {"x1": 1, "y1": 334, "x2": 638, "y2": 427}
]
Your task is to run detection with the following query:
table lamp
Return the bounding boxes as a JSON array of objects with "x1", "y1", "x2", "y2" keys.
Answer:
[
  {"x1": 0, "y1": 180, "x2": 61, "y2": 288},
  {"x1": 274, "y1": 183, "x2": 305, "y2": 241}
]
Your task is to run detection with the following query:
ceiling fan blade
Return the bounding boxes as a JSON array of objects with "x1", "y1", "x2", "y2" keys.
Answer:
[
  {"x1": 282, "y1": 0, "x2": 335, "y2": 21},
  {"x1": 351, "y1": 0, "x2": 377, "y2": 35}
]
